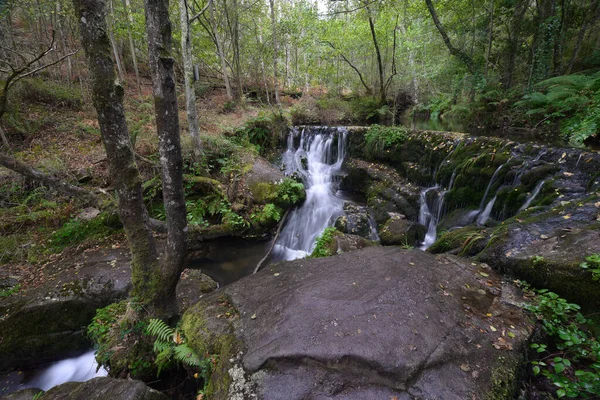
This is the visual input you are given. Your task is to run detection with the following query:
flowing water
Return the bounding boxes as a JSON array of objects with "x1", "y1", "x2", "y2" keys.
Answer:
[
  {"x1": 518, "y1": 180, "x2": 546, "y2": 212},
  {"x1": 273, "y1": 127, "x2": 348, "y2": 261},
  {"x1": 0, "y1": 351, "x2": 107, "y2": 395}
]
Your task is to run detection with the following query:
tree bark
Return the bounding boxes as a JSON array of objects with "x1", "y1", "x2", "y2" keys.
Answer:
[
  {"x1": 503, "y1": 0, "x2": 528, "y2": 89},
  {"x1": 565, "y1": 0, "x2": 599, "y2": 74},
  {"x1": 144, "y1": 0, "x2": 188, "y2": 318},
  {"x1": 366, "y1": 4, "x2": 386, "y2": 104},
  {"x1": 209, "y1": 0, "x2": 233, "y2": 100},
  {"x1": 484, "y1": 0, "x2": 494, "y2": 77},
  {"x1": 122, "y1": 0, "x2": 143, "y2": 95},
  {"x1": 270, "y1": 0, "x2": 280, "y2": 106},
  {"x1": 107, "y1": 0, "x2": 125, "y2": 82},
  {"x1": 178, "y1": 0, "x2": 202, "y2": 159},
  {"x1": 72, "y1": 0, "x2": 163, "y2": 316},
  {"x1": 0, "y1": 152, "x2": 97, "y2": 203},
  {"x1": 424, "y1": 0, "x2": 476, "y2": 74}
]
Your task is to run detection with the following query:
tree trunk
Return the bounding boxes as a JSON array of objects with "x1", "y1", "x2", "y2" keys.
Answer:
[
  {"x1": 424, "y1": 0, "x2": 476, "y2": 74},
  {"x1": 144, "y1": 0, "x2": 188, "y2": 318},
  {"x1": 122, "y1": 0, "x2": 143, "y2": 95},
  {"x1": 107, "y1": 0, "x2": 125, "y2": 82},
  {"x1": 56, "y1": 3, "x2": 73, "y2": 85},
  {"x1": 565, "y1": 0, "x2": 599, "y2": 74},
  {"x1": 503, "y1": 0, "x2": 528, "y2": 90},
  {"x1": 269, "y1": 0, "x2": 280, "y2": 106},
  {"x1": 209, "y1": 0, "x2": 233, "y2": 100},
  {"x1": 178, "y1": 0, "x2": 202, "y2": 159},
  {"x1": 485, "y1": 0, "x2": 495, "y2": 77},
  {"x1": 366, "y1": 5, "x2": 386, "y2": 104},
  {"x1": 72, "y1": 0, "x2": 163, "y2": 316}
]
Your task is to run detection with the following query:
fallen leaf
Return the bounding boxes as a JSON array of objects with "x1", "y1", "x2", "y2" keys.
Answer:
[
  {"x1": 273, "y1": 272, "x2": 280, "y2": 277},
  {"x1": 490, "y1": 325, "x2": 497, "y2": 332},
  {"x1": 479, "y1": 272, "x2": 489, "y2": 277},
  {"x1": 251, "y1": 313, "x2": 257, "y2": 320},
  {"x1": 460, "y1": 364, "x2": 471, "y2": 372}
]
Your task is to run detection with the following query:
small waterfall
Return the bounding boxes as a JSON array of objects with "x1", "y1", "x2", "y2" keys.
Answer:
[
  {"x1": 479, "y1": 163, "x2": 505, "y2": 210},
  {"x1": 476, "y1": 196, "x2": 497, "y2": 225},
  {"x1": 27, "y1": 351, "x2": 107, "y2": 391},
  {"x1": 518, "y1": 180, "x2": 545, "y2": 212},
  {"x1": 274, "y1": 127, "x2": 347, "y2": 260},
  {"x1": 418, "y1": 186, "x2": 439, "y2": 250}
]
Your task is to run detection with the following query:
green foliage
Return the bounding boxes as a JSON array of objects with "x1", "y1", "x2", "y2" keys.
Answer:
[
  {"x1": 0, "y1": 284, "x2": 21, "y2": 298},
  {"x1": 350, "y1": 97, "x2": 391, "y2": 123},
  {"x1": 580, "y1": 254, "x2": 600, "y2": 282},
  {"x1": 20, "y1": 78, "x2": 82, "y2": 109},
  {"x1": 310, "y1": 227, "x2": 339, "y2": 258},
  {"x1": 275, "y1": 178, "x2": 305, "y2": 207},
  {"x1": 514, "y1": 72, "x2": 600, "y2": 144},
  {"x1": 48, "y1": 213, "x2": 120, "y2": 252},
  {"x1": 87, "y1": 301, "x2": 128, "y2": 366},
  {"x1": 525, "y1": 286, "x2": 600, "y2": 398},
  {"x1": 235, "y1": 110, "x2": 289, "y2": 155},
  {"x1": 250, "y1": 203, "x2": 282, "y2": 226},
  {"x1": 364, "y1": 124, "x2": 407, "y2": 159},
  {"x1": 145, "y1": 318, "x2": 211, "y2": 378}
]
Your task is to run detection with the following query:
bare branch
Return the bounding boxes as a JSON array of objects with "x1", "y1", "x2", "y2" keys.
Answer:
[
  {"x1": 189, "y1": 3, "x2": 209, "y2": 22},
  {"x1": 8, "y1": 49, "x2": 80, "y2": 89},
  {"x1": 322, "y1": 40, "x2": 372, "y2": 93}
]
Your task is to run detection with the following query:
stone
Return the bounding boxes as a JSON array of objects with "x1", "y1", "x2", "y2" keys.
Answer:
[
  {"x1": 0, "y1": 388, "x2": 43, "y2": 400},
  {"x1": 379, "y1": 213, "x2": 426, "y2": 246},
  {"x1": 182, "y1": 247, "x2": 533, "y2": 399},
  {"x1": 334, "y1": 203, "x2": 377, "y2": 240},
  {"x1": 39, "y1": 377, "x2": 168, "y2": 400},
  {"x1": 76, "y1": 207, "x2": 101, "y2": 221}
]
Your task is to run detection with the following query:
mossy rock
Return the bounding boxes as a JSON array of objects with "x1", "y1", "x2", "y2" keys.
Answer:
[
  {"x1": 379, "y1": 214, "x2": 426, "y2": 246},
  {"x1": 520, "y1": 164, "x2": 559, "y2": 189},
  {"x1": 181, "y1": 295, "x2": 241, "y2": 399},
  {"x1": 429, "y1": 226, "x2": 489, "y2": 256}
]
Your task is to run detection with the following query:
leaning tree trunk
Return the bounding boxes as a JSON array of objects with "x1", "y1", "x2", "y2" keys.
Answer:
[
  {"x1": 366, "y1": 5, "x2": 386, "y2": 105},
  {"x1": 144, "y1": 0, "x2": 188, "y2": 318},
  {"x1": 122, "y1": 0, "x2": 143, "y2": 95},
  {"x1": 269, "y1": 0, "x2": 280, "y2": 106},
  {"x1": 209, "y1": 0, "x2": 233, "y2": 100},
  {"x1": 72, "y1": 0, "x2": 163, "y2": 313},
  {"x1": 178, "y1": 0, "x2": 202, "y2": 159}
]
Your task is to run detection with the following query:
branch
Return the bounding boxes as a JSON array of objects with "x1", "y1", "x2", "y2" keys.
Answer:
[
  {"x1": 322, "y1": 41, "x2": 372, "y2": 93},
  {"x1": 8, "y1": 49, "x2": 80, "y2": 89},
  {"x1": 189, "y1": 3, "x2": 210, "y2": 23},
  {"x1": 254, "y1": 209, "x2": 290, "y2": 274},
  {"x1": 424, "y1": 0, "x2": 475, "y2": 74},
  {"x1": 0, "y1": 152, "x2": 98, "y2": 205},
  {"x1": 322, "y1": 0, "x2": 379, "y2": 16}
]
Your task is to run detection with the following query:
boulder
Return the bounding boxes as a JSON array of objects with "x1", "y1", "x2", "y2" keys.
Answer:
[
  {"x1": 38, "y1": 377, "x2": 167, "y2": 400},
  {"x1": 334, "y1": 203, "x2": 377, "y2": 240},
  {"x1": 379, "y1": 213, "x2": 426, "y2": 246},
  {"x1": 0, "y1": 388, "x2": 43, "y2": 400},
  {"x1": 182, "y1": 247, "x2": 533, "y2": 399},
  {"x1": 244, "y1": 158, "x2": 284, "y2": 204}
]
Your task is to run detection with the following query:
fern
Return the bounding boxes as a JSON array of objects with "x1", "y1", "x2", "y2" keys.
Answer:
[
  {"x1": 174, "y1": 344, "x2": 201, "y2": 367},
  {"x1": 146, "y1": 318, "x2": 174, "y2": 343}
]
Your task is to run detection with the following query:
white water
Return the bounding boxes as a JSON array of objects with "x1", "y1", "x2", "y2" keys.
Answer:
[
  {"x1": 518, "y1": 180, "x2": 546, "y2": 212},
  {"x1": 479, "y1": 163, "x2": 505, "y2": 210},
  {"x1": 24, "y1": 351, "x2": 107, "y2": 391},
  {"x1": 274, "y1": 127, "x2": 347, "y2": 260},
  {"x1": 476, "y1": 196, "x2": 497, "y2": 226}
]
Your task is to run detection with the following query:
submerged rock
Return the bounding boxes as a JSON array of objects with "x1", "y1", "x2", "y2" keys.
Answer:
[{"x1": 182, "y1": 247, "x2": 533, "y2": 399}]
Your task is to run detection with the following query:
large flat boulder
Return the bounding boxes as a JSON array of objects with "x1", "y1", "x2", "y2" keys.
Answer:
[
  {"x1": 33, "y1": 377, "x2": 167, "y2": 400},
  {"x1": 182, "y1": 247, "x2": 533, "y2": 399}
]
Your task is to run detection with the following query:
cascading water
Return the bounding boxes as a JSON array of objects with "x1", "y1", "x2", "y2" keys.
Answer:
[
  {"x1": 518, "y1": 180, "x2": 546, "y2": 212},
  {"x1": 273, "y1": 127, "x2": 347, "y2": 261}
]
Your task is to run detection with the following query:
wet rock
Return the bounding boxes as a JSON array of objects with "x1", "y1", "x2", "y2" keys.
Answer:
[
  {"x1": 334, "y1": 203, "x2": 377, "y2": 239},
  {"x1": 340, "y1": 158, "x2": 420, "y2": 223},
  {"x1": 0, "y1": 388, "x2": 43, "y2": 400},
  {"x1": 39, "y1": 377, "x2": 168, "y2": 400},
  {"x1": 182, "y1": 247, "x2": 533, "y2": 399},
  {"x1": 379, "y1": 213, "x2": 426, "y2": 246}
]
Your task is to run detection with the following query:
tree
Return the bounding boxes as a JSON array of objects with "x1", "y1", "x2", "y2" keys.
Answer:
[{"x1": 72, "y1": 0, "x2": 185, "y2": 319}]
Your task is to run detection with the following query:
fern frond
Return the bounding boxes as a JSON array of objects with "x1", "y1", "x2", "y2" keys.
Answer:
[
  {"x1": 174, "y1": 344, "x2": 201, "y2": 367},
  {"x1": 146, "y1": 318, "x2": 174, "y2": 343}
]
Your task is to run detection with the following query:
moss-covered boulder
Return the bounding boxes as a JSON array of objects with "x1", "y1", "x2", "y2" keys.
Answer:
[
  {"x1": 379, "y1": 213, "x2": 426, "y2": 246},
  {"x1": 429, "y1": 226, "x2": 489, "y2": 256}
]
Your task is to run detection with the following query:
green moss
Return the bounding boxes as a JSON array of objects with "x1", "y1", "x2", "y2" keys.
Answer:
[
  {"x1": 48, "y1": 213, "x2": 121, "y2": 253},
  {"x1": 429, "y1": 226, "x2": 488, "y2": 255},
  {"x1": 182, "y1": 296, "x2": 241, "y2": 399},
  {"x1": 310, "y1": 227, "x2": 341, "y2": 258},
  {"x1": 485, "y1": 356, "x2": 521, "y2": 400}
]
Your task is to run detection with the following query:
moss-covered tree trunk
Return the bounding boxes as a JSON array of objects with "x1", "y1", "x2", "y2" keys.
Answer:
[
  {"x1": 144, "y1": 0, "x2": 188, "y2": 317},
  {"x1": 73, "y1": 0, "x2": 182, "y2": 319}
]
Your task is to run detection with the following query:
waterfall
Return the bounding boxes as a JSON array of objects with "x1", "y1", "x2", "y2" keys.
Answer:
[
  {"x1": 273, "y1": 127, "x2": 347, "y2": 261},
  {"x1": 26, "y1": 351, "x2": 107, "y2": 391},
  {"x1": 518, "y1": 180, "x2": 545, "y2": 212},
  {"x1": 479, "y1": 163, "x2": 505, "y2": 210},
  {"x1": 419, "y1": 169, "x2": 457, "y2": 250},
  {"x1": 476, "y1": 196, "x2": 497, "y2": 225}
]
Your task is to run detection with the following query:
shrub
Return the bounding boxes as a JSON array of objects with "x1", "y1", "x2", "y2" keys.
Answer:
[
  {"x1": 363, "y1": 124, "x2": 407, "y2": 159},
  {"x1": 310, "y1": 227, "x2": 340, "y2": 258},
  {"x1": 20, "y1": 78, "x2": 83, "y2": 109}
]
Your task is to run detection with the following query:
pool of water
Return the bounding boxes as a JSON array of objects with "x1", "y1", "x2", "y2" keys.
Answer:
[{"x1": 188, "y1": 237, "x2": 271, "y2": 286}]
